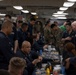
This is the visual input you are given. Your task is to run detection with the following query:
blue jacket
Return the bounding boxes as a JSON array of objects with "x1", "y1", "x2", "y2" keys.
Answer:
[
  {"x1": 27, "y1": 22, "x2": 33, "y2": 36},
  {"x1": 17, "y1": 28, "x2": 28, "y2": 48},
  {"x1": 8, "y1": 26, "x2": 18, "y2": 47},
  {"x1": 0, "y1": 32, "x2": 15, "y2": 70},
  {"x1": 16, "y1": 50, "x2": 39, "y2": 75}
]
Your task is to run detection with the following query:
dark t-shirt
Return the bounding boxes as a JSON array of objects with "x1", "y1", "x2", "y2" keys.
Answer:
[{"x1": 62, "y1": 30, "x2": 76, "y2": 45}]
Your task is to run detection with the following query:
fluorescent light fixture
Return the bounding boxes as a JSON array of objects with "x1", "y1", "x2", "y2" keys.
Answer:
[
  {"x1": 31, "y1": 12, "x2": 37, "y2": 15},
  {"x1": 59, "y1": 7, "x2": 68, "y2": 10},
  {"x1": 52, "y1": 14, "x2": 66, "y2": 17},
  {"x1": 68, "y1": 0, "x2": 76, "y2": 2},
  {"x1": 63, "y1": 2, "x2": 75, "y2": 7},
  {"x1": 13, "y1": 6, "x2": 23, "y2": 10},
  {"x1": 53, "y1": 13, "x2": 68, "y2": 15},
  {"x1": 57, "y1": 17, "x2": 67, "y2": 19},
  {"x1": 21, "y1": 10, "x2": 29, "y2": 13},
  {"x1": 0, "y1": 13, "x2": 6, "y2": 16},
  {"x1": 57, "y1": 11, "x2": 64, "y2": 14}
]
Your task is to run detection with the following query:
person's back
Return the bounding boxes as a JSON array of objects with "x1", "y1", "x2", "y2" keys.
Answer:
[{"x1": 0, "y1": 20, "x2": 15, "y2": 70}]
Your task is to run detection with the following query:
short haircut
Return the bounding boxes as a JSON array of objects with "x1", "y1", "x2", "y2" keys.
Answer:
[
  {"x1": 1, "y1": 20, "x2": 13, "y2": 29},
  {"x1": 5, "y1": 14, "x2": 11, "y2": 19},
  {"x1": 21, "y1": 23, "x2": 28, "y2": 28},
  {"x1": 51, "y1": 24, "x2": 57, "y2": 29},
  {"x1": 65, "y1": 42, "x2": 75, "y2": 52},
  {"x1": 30, "y1": 18, "x2": 36, "y2": 21},
  {"x1": 0, "y1": 69, "x2": 10, "y2": 75},
  {"x1": 9, "y1": 57, "x2": 26, "y2": 75},
  {"x1": 9, "y1": 57, "x2": 26, "y2": 69}
]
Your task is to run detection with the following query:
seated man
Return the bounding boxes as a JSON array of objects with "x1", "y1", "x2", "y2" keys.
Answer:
[
  {"x1": 8, "y1": 57, "x2": 27, "y2": 75},
  {"x1": 16, "y1": 41, "x2": 42, "y2": 75}
]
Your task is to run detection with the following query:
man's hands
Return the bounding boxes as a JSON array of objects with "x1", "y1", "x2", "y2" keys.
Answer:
[{"x1": 32, "y1": 56, "x2": 42, "y2": 65}]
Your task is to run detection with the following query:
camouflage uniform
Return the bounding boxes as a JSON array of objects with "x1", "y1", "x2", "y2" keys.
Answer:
[
  {"x1": 44, "y1": 26, "x2": 52, "y2": 44},
  {"x1": 51, "y1": 27, "x2": 63, "y2": 54}
]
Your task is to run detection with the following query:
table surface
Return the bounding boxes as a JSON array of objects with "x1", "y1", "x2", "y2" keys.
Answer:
[
  {"x1": 34, "y1": 63, "x2": 64, "y2": 75},
  {"x1": 42, "y1": 46, "x2": 61, "y2": 64},
  {"x1": 34, "y1": 45, "x2": 64, "y2": 75}
]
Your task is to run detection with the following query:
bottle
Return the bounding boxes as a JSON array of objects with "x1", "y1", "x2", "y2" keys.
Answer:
[
  {"x1": 46, "y1": 68, "x2": 50, "y2": 75},
  {"x1": 49, "y1": 63, "x2": 52, "y2": 73},
  {"x1": 45, "y1": 62, "x2": 50, "y2": 75}
]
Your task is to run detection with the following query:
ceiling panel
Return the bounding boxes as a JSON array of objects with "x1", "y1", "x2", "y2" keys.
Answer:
[{"x1": 0, "y1": 0, "x2": 75, "y2": 19}]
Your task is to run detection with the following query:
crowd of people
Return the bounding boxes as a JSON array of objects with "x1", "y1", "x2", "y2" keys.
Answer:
[{"x1": 0, "y1": 14, "x2": 76, "y2": 75}]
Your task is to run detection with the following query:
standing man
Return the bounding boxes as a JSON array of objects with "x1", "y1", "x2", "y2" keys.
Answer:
[
  {"x1": 4, "y1": 14, "x2": 18, "y2": 53},
  {"x1": 51, "y1": 24, "x2": 62, "y2": 54},
  {"x1": 17, "y1": 23, "x2": 28, "y2": 49},
  {"x1": 62, "y1": 21, "x2": 76, "y2": 46},
  {"x1": 60, "y1": 20, "x2": 71, "y2": 32},
  {"x1": 0, "y1": 20, "x2": 15, "y2": 69},
  {"x1": 28, "y1": 18, "x2": 36, "y2": 36},
  {"x1": 44, "y1": 20, "x2": 52, "y2": 44}
]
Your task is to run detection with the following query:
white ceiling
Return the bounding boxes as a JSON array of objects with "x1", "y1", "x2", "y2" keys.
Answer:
[{"x1": 0, "y1": 0, "x2": 76, "y2": 19}]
